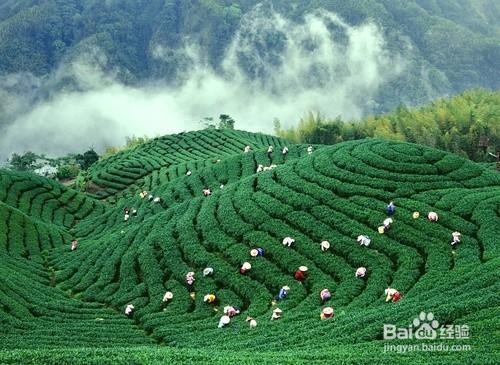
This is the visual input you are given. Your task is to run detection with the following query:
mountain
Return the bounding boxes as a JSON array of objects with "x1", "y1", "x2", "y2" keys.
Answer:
[
  {"x1": 0, "y1": 129, "x2": 499, "y2": 363},
  {"x1": 0, "y1": 0, "x2": 499, "y2": 114}
]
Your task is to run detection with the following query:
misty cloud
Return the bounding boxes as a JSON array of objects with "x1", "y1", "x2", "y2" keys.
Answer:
[{"x1": 0, "y1": 6, "x2": 405, "y2": 161}]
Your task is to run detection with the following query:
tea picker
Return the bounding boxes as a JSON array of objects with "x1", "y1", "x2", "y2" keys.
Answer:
[
  {"x1": 320, "y1": 288, "x2": 331, "y2": 302},
  {"x1": 386, "y1": 201, "x2": 395, "y2": 216},
  {"x1": 294, "y1": 266, "x2": 308, "y2": 281},
  {"x1": 276, "y1": 286, "x2": 290, "y2": 301},
  {"x1": 355, "y1": 267, "x2": 367, "y2": 278},
  {"x1": 384, "y1": 288, "x2": 401, "y2": 303},
  {"x1": 282, "y1": 237, "x2": 295, "y2": 247},
  {"x1": 357, "y1": 235, "x2": 371, "y2": 247},
  {"x1": 125, "y1": 304, "x2": 135, "y2": 317}
]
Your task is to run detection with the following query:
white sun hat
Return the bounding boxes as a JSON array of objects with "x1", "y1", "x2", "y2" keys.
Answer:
[
  {"x1": 250, "y1": 249, "x2": 258, "y2": 257},
  {"x1": 322, "y1": 307, "x2": 334, "y2": 315},
  {"x1": 299, "y1": 266, "x2": 308, "y2": 272},
  {"x1": 428, "y1": 212, "x2": 438, "y2": 221},
  {"x1": 219, "y1": 315, "x2": 230, "y2": 327},
  {"x1": 242, "y1": 262, "x2": 252, "y2": 270}
]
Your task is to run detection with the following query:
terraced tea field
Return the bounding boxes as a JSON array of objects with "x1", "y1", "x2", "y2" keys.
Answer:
[{"x1": 0, "y1": 130, "x2": 498, "y2": 364}]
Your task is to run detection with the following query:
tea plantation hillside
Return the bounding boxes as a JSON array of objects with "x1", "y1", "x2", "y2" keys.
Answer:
[{"x1": 0, "y1": 130, "x2": 499, "y2": 364}]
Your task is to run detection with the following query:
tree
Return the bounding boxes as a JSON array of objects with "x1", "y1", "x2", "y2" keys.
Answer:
[
  {"x1": 218, "y1": 114, "x2": 235, "y2": 129},
  {"x1": 9, "y1": 152, "x2": 37, "y2": 171},
  {"x1": 200, "y1": 117, "x2": 216, "y2": 129},
  {"x1": 76, "y1": 149, "x2": 99, "y2": 170},
  {"x1": 57, "y1": 164, "x2": 80, "y2": 180}
]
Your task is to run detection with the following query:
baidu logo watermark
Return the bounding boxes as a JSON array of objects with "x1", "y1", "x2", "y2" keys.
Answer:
[{"x1": 383, "y1": 312, "x2": 471, "y2": 353}]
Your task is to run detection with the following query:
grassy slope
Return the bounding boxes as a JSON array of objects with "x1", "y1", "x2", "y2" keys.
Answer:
[{"x1": 0, "y1": 130, "x2": 499, "y2": 364}]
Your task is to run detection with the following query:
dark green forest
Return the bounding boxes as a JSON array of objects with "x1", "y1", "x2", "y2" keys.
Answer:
[
  {"x1": 0, "y1": 0, "x2": 499, "y2": 114},
  {"x1": 275, "y1": 89, "x2": 500, "y2": 162}
]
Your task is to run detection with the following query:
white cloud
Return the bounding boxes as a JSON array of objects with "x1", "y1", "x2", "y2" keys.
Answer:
[{"x1": 0, "y1": 6, "x2": 404, "y2": 161}]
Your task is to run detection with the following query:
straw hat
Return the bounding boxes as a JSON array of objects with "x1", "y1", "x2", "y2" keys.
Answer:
[
  {"x1": 273, "y1": 308, "x2": 282, "y2": 314},
  {"x1": 186, "y1": 271, "x2": 195, "y2": 277},
  {"x1": 322, "y1": 307, "x2": 334, "y2": 315},
  {"x1": 246, "y1": 316, "x2": 257, "y2": 327},
  {"x1": 203, "y1": 267, "x2": 213, "y2": 276},
  {"x1": 282, "y1": 286, "x2": 290, "y2": 291},
  {"x1": 299, "y1": 266, "x2": 308, "y2": 272},
  {"x1": 242, "y1": 262, "x2": 252, "y2": 270},
  {"x1": 356, "y1": 267, "x2": 366, "y2": 276},
  {"x1": 321, "y1": 241, "x2": 330, "y2": 249},
  {"x1": 412, "y1": 211, "x2": 420, "y2": 219},
  {"x1": 250, "y1": 249, "x2": 258, "y2": 257},
  {"x1": 378, "y1": 226, "x2": 385, "y2": 234},
  {"x1": 163, "y1": 291, "x2": 173, "y2": 301},
  {"x1": 428, "y1": 212, "x2": 438, "y2": 221}
]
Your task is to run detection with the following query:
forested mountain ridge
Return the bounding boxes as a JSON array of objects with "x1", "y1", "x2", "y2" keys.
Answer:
[
  {"x1": 275, "y1": 89, "x2": 500, "y2": 162},
  {"x1": 0, "y1": 0, "x2": 498, "y2": 109}
]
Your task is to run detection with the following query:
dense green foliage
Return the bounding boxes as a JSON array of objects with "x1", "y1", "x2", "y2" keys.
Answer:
[
  {"x1": 0, "y1": 0, "x2": 498, "y2": 112},
  {"x1": 7, "y1": 151, "x2": 37, "y2": 171},
  {"x1": 0, "y1": 129, "x2": 499, "y2": 363},
  {"x1": 6, "y1": 148, "x2": 100, "y2": 181},
  {"x1": 276, "y1": 89, "x2": 500, "y2": 162}
]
